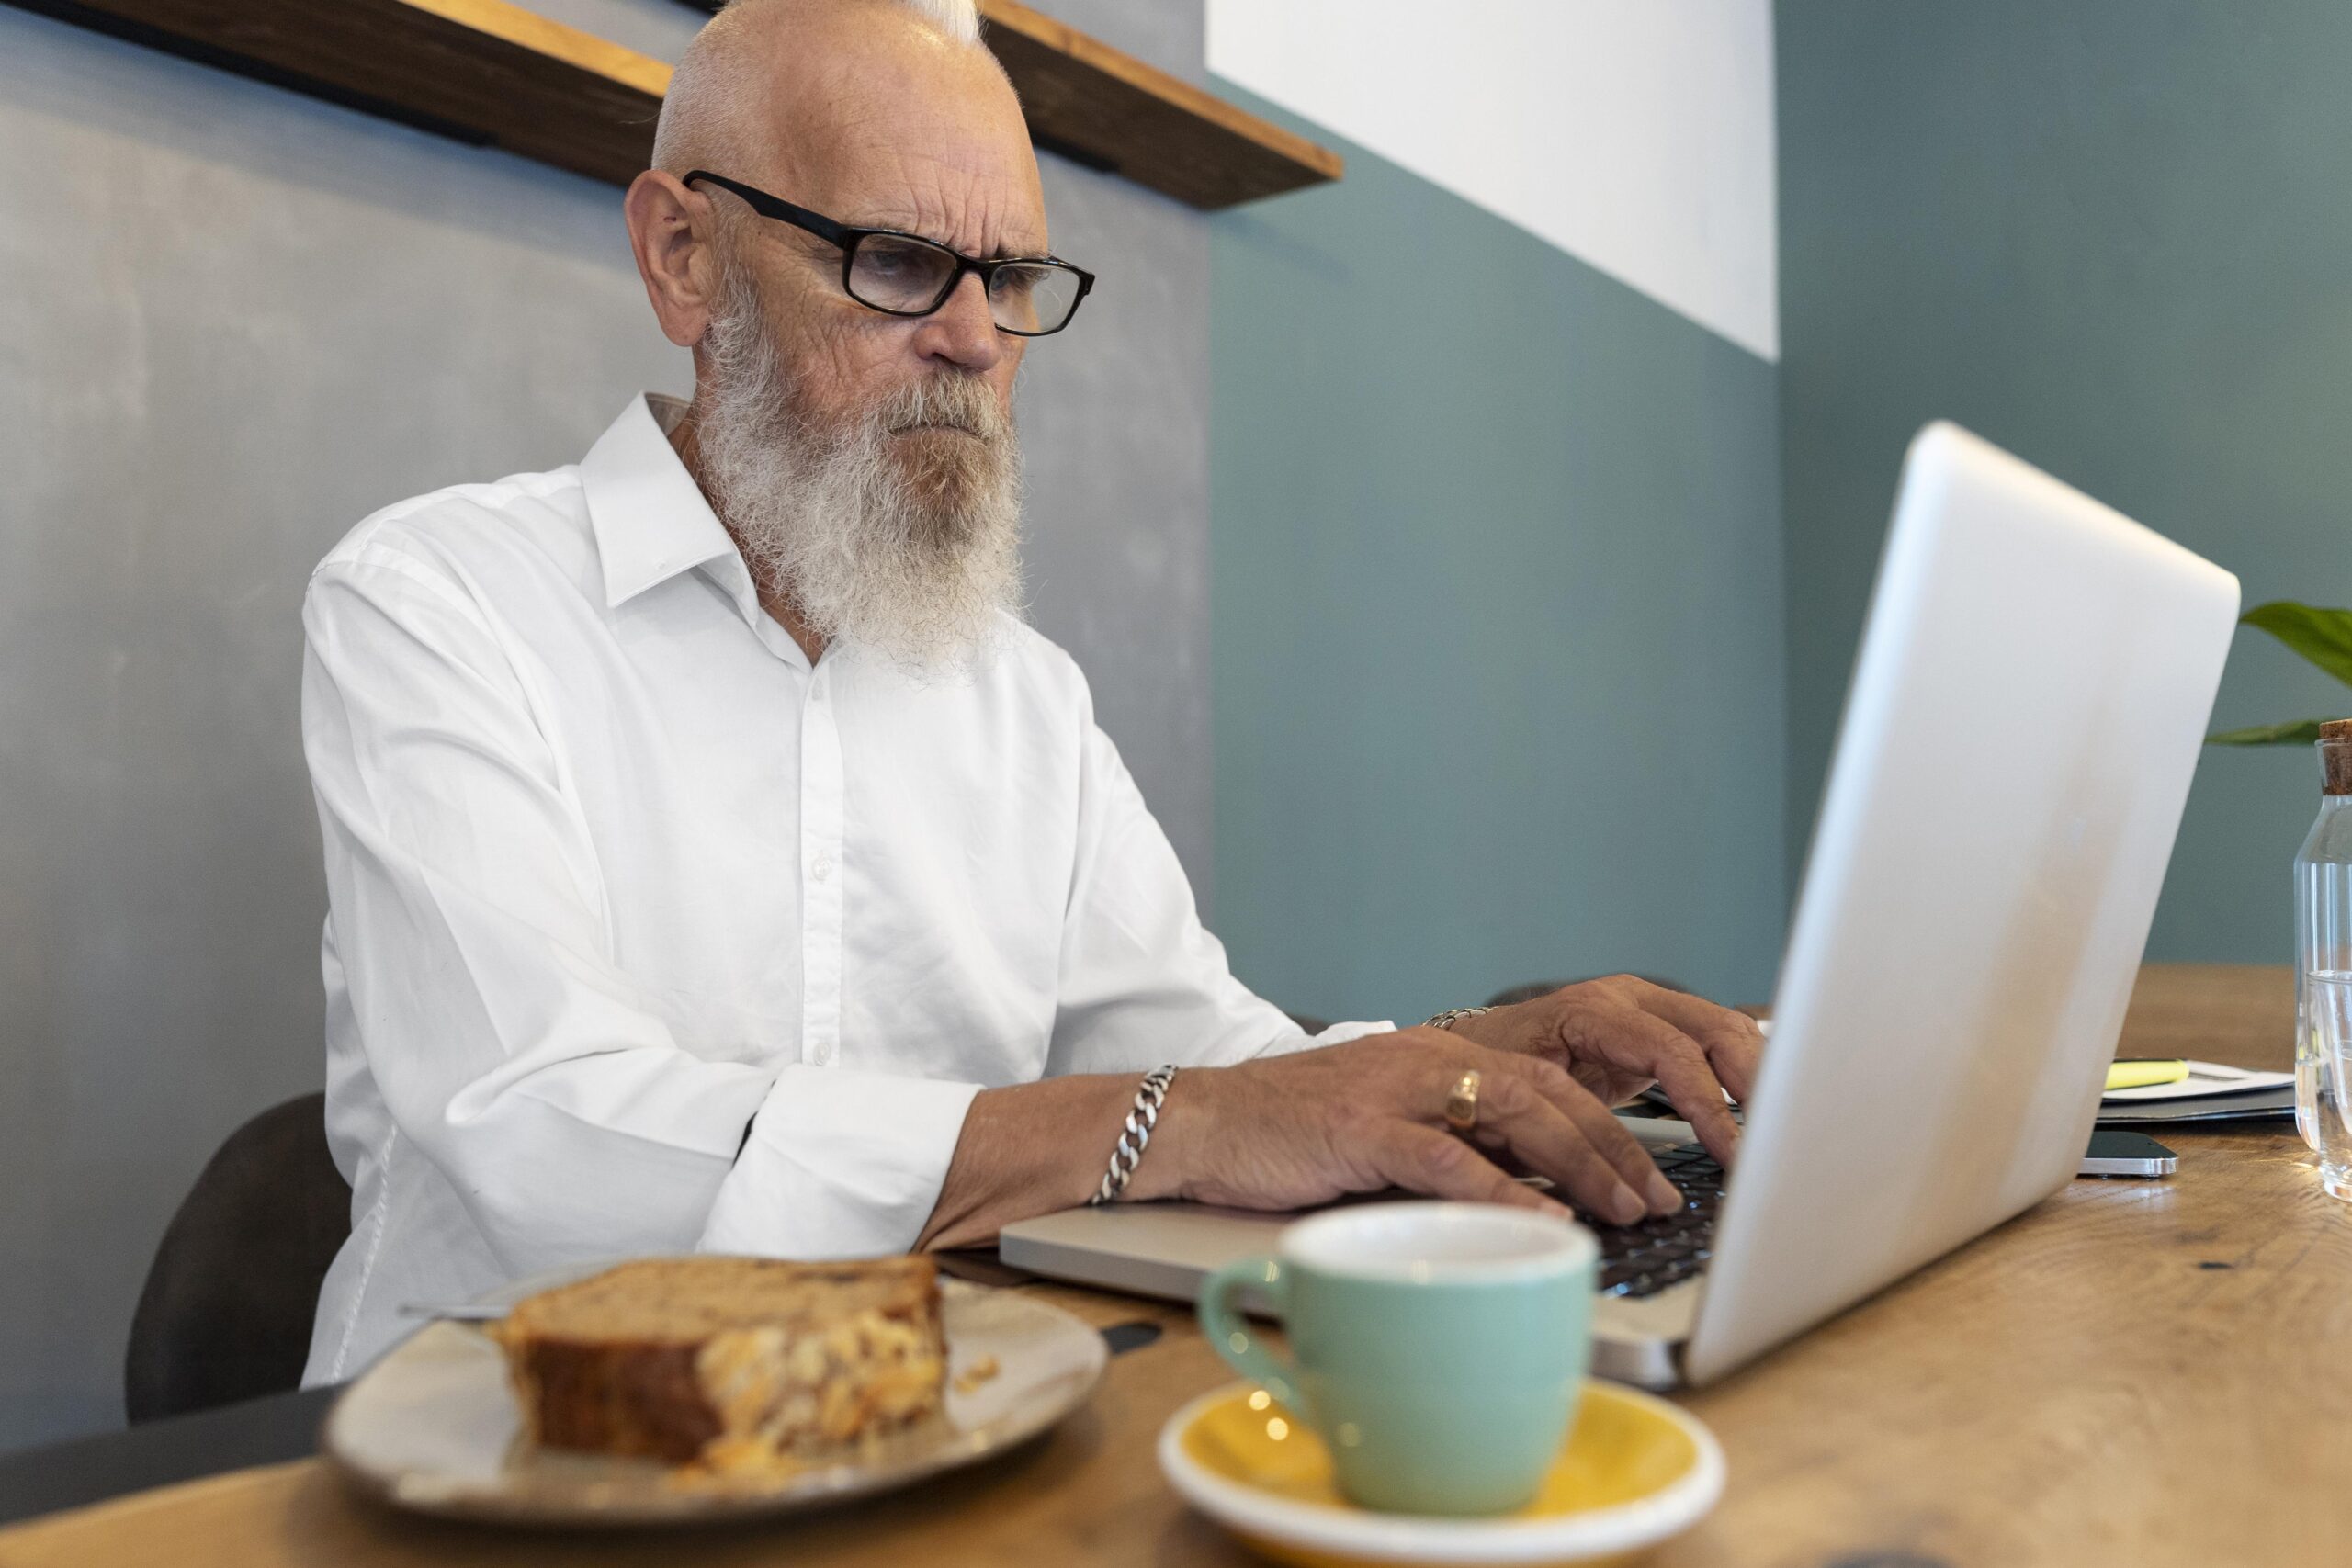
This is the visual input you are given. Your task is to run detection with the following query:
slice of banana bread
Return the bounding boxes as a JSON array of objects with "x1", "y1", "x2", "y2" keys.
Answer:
[{"x1": 489, "y1": 1256, "x2": 945, "y2": 1466}]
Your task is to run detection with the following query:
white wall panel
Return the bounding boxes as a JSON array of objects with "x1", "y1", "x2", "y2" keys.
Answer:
[{"x1": 1207, "y1": 0, "x2": 1780, "y2": 362}]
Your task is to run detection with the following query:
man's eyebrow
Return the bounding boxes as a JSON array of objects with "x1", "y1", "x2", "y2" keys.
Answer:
[{"x1": 849, "y1": 214, "x2": 1046, "y2": 260}]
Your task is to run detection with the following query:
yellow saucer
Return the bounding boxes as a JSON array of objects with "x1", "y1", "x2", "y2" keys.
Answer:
[{"x1": 1157, "y1": 1381, "x2": 1723, "y2": 1568}]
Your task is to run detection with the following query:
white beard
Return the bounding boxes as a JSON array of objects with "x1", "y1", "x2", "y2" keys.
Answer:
[{"x1": 691, "y1": 260, "x2": 1025, "y2": 679}]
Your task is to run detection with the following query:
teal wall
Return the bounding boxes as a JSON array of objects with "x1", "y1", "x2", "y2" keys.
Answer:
[
  {"x1": 1208, "y1": 88, "x2": 1788, "y2": 1027},
  {"x1": 1779, "y1": 1, "x2": 2352, "y2": 964}
]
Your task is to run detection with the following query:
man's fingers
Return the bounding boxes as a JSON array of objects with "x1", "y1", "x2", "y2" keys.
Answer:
[
  {"x1": 1546, "y1": 1078, "x2": 1685, "y2": 1217},
  {"x1": 1368, "y1": 1122, "x2": 1565, "y2": 1215},
  {"x1": 1630, "y1": 985, "x2": 1765, "y2": 1105},
  {"x1": 1469, "y1": 1070, "x2": 1656, "y2": 1224},
  {"x1": 1645, "y1": 1043, "x2": 1743, "y2": 1167},
  {"x1": 1591, "y1": 994, "x2": 1746, "y2": 1164},
  {"x1": 1486, "y1": 1058, "x2": 1679, "y2": 1218},
  {"x1": 1713, "y1": 1038, "x2": 1762, "y2": 1106}
]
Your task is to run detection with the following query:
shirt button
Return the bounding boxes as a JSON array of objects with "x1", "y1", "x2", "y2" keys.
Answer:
[{"x1": 810, "y1": 857, "x2": 834, "y2": 883}]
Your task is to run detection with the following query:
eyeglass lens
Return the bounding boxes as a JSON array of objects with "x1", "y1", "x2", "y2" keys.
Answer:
[{"x1": 847, "y1": 234, "x2": 1081, "y2": 333}]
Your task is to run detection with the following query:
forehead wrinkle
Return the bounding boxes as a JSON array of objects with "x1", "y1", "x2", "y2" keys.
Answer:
[
  {"x1": 807, "y1": 118, "x2": 1046, "y2": 258},
  {"x1": 871, "y1": 173, "x2": 1040, "y2": 259},
  {"x1": 737, "y1": 16, "x2": 1042, "y2": 251}
]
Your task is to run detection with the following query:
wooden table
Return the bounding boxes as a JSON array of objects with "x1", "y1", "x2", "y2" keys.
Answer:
[{"x1": 2, "y1": 964, "x2": 2342, "y2": 1567}]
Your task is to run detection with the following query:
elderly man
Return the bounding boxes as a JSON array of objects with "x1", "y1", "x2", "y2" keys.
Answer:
[{"x1": 300, "y1": 0, "x2": 1759, "y2": 1384}]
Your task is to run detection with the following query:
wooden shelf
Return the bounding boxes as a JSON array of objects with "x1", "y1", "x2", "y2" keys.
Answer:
[
  {"x1": 8, "y1": 0, "x2": 1339, "y2": 209},
  {"x1": 977, "y1": 0, "x2": 1340, "y2": 208}
]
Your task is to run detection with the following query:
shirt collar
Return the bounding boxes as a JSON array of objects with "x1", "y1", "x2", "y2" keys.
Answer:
[{"x1": 580, "y1": 393, "x2": 744, "y2": 610}]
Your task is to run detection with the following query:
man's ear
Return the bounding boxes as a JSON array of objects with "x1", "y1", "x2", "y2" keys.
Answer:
[{"x1": 625, "y1": 170, "x2": 722, "y2": 349}]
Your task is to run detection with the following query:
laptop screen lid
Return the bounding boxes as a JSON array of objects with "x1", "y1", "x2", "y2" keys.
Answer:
[{"x1": 1681, "y1": 423, "x2": 2238, "y2": 1385}]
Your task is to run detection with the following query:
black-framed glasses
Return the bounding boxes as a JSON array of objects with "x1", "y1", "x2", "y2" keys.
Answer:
[{"x1": 684, "y1": 170, "x2": 1094, "y2": 337}]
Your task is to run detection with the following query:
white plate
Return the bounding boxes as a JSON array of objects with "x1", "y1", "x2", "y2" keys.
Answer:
[{"x1": 324, "y1": 1273, "x2": 1106, "y2": 1525}]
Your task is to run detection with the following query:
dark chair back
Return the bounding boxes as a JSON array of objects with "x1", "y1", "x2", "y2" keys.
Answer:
[{"x1": 124, "y1": 1092, "x2": 353, "y2": 1422}]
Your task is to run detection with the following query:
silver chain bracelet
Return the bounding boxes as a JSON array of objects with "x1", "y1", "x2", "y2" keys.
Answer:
[
  {"x1": 1424, "y1": 1005, "x2": 1493, "y2": 1032},
  {"x1": 1090, "y1": 1064, "x2": 1178, "y2": 1206}
]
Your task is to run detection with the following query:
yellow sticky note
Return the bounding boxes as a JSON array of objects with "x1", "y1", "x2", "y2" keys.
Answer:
[{"x1": 2106, "y1": 1058, "x2": 2189, "y2": 1091}]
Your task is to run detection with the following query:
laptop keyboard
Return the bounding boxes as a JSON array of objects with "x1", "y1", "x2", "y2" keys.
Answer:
[{"x1": 1589, "y1": 1143, "x2": 1724, "y2": 1299}]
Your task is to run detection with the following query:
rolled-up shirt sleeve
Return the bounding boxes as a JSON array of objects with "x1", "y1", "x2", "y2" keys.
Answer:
[
  {"x1": 1049, "y1": 712, "x2": 1391, "y2": 1078},
  {"x1": 304, "y1": 551, "x2": 974, "y2": 1274},
  {"x1": 697, "y1": 1067, "x2": 978, "y2": 1257}
]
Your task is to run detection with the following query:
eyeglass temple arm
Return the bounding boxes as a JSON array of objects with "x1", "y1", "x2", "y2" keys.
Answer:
[
  {"x1": 684, "y1": 168, "x2": 1092, "y2": 330},
  {"x1": 681, "y1": 170, "x2": 854, "y2": 250}
]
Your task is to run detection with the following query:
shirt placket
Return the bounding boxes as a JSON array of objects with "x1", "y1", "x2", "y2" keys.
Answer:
[{"x1": 798, "y1": 662, "x2": 847, "y2": 1066}]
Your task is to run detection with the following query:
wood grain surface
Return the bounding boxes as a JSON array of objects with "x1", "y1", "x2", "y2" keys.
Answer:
[
  {"x1": 11, "y1": 0, "x2": 666, "y2": 185},
  {"x1": 2, "y1": 965, "x2": 2336, "y2": 1568},
  {"x1": 976, "y1": 0, "x2": 1342, "y2": 209},
  {"x1": 3, "y1": 0, "x2": 1340, "y2": 206}
]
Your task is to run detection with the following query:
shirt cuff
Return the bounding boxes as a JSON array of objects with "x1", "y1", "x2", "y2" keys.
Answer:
[{"x1": 698, "y1": 1066, "x2": 982, "y2": 1258}]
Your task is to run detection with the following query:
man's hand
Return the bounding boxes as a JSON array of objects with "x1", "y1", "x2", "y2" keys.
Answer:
[
  {"x1": 1442, "y1": 975, "x2": 1762, "y2": 1165},
  {"x1": 918, "y1": 998, "x2": 1745, "y2": 1250},
  {"x1": 1129, "y1": 1030, "x2": 1685, "y2": 1227}
]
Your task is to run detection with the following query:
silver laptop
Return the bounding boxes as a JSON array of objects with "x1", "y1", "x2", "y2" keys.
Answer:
[{"x1": 1003, "y1": 423, "x2": 2240, "y2": 1388}]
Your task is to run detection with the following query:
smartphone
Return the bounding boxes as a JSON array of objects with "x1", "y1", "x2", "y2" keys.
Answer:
[{"x1": 2078, "y1": 1129, "x2": 2177, "y2": 1178}]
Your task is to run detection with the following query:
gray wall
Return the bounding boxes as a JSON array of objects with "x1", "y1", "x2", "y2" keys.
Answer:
[
  {"x1": 1777, "y1": 0, "x2": 2352, "y2": 965},
  {"x1": 0, "y1": 0, "x2": 1210, "y2": 1453},
  {"x1": 1210, "y1": 89, "x2": 1788, "y2": 1030}
]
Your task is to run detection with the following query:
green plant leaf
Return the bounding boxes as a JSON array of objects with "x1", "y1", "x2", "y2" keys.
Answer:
[
  {"x1": 2239, "y1": 602, "x2": 2352, "y2": 688},
  {"x1": 2206, "y1": 718, "x2": 2330, "y2": 746}
]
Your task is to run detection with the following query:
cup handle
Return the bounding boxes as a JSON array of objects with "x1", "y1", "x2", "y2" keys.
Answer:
[{"x1": 1198, "y1": 1256, "x2": 1301, "y2": 1411}]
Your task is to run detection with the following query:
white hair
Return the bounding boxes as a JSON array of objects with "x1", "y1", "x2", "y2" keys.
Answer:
[
  {"x1": 652, "y1": 0, "x2": 985, "y2": 175},
  {"x1": 895, "y1": 0, "x2": 980, "y2": 43}
]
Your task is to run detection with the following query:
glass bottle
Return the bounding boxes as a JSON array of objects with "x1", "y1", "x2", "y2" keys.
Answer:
[{"x1": 2293, "y1": 720, "x2": 2352, "y2": 1198}]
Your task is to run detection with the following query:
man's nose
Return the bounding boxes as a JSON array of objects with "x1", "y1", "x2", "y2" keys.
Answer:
[{"x1": 911, "y1": 270, "x2": 1003, "y2": 373}]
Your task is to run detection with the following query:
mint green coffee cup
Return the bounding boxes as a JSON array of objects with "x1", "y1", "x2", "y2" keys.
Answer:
[{"x1": 1198, "y1": 1202, "x2": 1596, "y2": 1516}]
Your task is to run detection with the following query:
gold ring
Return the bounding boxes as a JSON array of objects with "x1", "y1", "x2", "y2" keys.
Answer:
[{"x1": 1443, "y1": 1069, "x2": 1481, "y2": 1133}]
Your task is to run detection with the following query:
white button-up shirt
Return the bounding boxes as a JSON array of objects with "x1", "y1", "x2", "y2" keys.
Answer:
[{"x1": 300, "y1": 394, "x2": 1385, "y2": 1383}]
